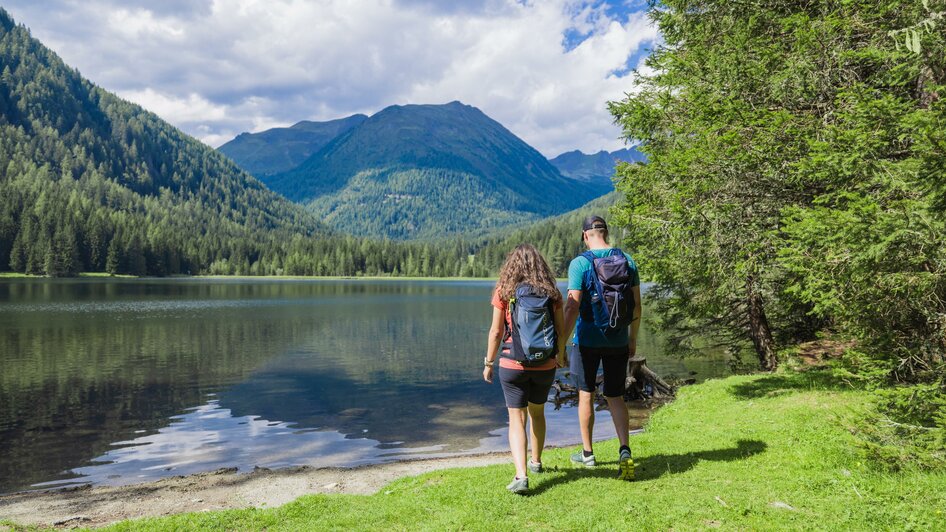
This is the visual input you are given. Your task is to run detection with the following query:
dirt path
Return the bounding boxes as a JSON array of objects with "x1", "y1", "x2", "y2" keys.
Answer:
[{"x1": 0, "y1": 453, "x2": 509, "y2": 529}]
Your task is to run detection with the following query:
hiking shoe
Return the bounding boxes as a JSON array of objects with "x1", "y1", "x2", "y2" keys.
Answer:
[
  {"x1": 570, "y1": 451, "x2": 596, "y2": 467},
  {"x1": 619, "y1": 448, "x2": 635, "y2": 481},
  {"x1": 506, "y1": 476, "x2": 528, "y2": 494},
  {"x1": 528, "y1": 460, "x2": 543, "y2": 474}
]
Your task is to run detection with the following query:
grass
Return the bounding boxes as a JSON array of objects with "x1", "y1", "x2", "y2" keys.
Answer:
[
  {"x1": 0, "y1": 272, "x2": 136, "y2": 279},
  {"x1": 83, "y1": 370, "x2": 946, "y2": 531}
]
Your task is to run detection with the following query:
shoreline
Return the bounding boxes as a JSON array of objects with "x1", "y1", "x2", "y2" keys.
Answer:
[
  {"x1": 0, "y1": 452, "x2": 511, "y2": 529},
  {"x1": 0, "y1": 427, "x2": 648, "y2": 529},
  {"x1": 0, "y1": 272, "x2": 498, "y2": 281}
]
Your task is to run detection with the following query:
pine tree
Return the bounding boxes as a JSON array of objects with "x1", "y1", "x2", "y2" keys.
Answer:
[{"x1": 105, "y1": 237, "x2": 120, "y2": 275}]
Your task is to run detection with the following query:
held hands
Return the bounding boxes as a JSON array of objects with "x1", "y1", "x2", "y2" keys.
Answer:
[{"x1": 556, "y1": 347, "x2": 569, "y2": 368}]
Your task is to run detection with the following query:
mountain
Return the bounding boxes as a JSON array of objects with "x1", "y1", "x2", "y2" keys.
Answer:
[
  {"x1": 0, "y1": 9, "x2": 340, "y2": 276},
  {"x1": 218, "y1": 114, "x2": 367, "y2": 178},
  {"x1": 0, "y1": 7, "x2": 601, "y2": 279},
  {"x1": 550, "y1": 147, "x2": 646, "y2": 185},
  {"x1": 264, "y1": 102, "x2": 611, "y2": 240}
]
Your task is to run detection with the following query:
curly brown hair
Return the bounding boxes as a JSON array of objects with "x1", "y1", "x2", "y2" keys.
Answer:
[{"x1": 494, "y1": 244, "x2": 562, "y2": 303}]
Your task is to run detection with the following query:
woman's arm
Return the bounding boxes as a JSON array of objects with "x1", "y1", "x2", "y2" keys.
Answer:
[
  {"x1": 483, "y1": 305, "x2": 504, "y2": 383},
  {"x1": 554, "y1": 301, "x2": 568, "y2": 368}
]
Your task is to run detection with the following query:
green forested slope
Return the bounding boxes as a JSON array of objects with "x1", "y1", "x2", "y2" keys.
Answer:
[
  {"x1": 468, "y1": 191, "x2": 624, "y2": 276},
  {"x1": 0, "y1": 9, "x2": 330, "y2": 276}
]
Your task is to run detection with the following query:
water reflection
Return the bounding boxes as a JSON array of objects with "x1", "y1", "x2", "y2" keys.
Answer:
[
  {"x1": 0, "y1": 279, "x2": 730, "y2": 494},
  {"x1": 35, "y1": 394, "x2": 603, "y2": 490}
]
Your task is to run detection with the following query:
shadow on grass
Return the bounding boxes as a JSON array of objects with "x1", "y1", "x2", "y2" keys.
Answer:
[
  {"x1": 728, "y1": 371, "x2": 851, "y2": 400},
  {"x1": 529, "y1": 439, "x2": 766, "y2": 495}
]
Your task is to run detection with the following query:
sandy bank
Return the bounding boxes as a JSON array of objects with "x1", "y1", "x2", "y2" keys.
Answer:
[{"x1": 0, "y1": 452, "x2": 509, "y2": 529}]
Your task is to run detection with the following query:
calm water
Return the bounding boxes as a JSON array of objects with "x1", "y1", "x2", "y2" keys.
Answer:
[{"x1": 0, "y1": 279, "x2": 729, "y2": 494}]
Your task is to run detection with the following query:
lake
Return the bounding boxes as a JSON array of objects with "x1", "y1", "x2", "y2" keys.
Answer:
[{"x1": 0, "y1": 278, "x2": 730, "y2": 494}]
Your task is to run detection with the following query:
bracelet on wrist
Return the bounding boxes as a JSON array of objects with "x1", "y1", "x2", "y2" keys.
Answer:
[{"x1": 484, "y1": 357, "x2": 494, "y2": 367}]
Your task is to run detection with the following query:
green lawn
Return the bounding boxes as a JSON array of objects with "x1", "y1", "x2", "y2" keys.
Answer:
[
  {"x1": 0, "y1": 272, "x2": 137, "y2": 279},
  {"x1": 91, "y1": 371, "x2": 945, "y2": 531}
]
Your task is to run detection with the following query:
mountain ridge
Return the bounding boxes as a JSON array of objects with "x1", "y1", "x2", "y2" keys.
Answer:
[
  {"x1": 218, "y1": 114, "x2": 367, "y2": 178},
  {"x1": 549, "y1": 147, "x2": 646, "y2": 185},
  {"x1": 262, "y1": 101, "x2": 610, "y2": 239}
]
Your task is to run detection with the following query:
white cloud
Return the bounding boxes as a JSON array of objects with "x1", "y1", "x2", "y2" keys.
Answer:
[
  {"x1": 119, "y1": 89, "x2": 228, "y2": 124},
  {"x1": 3, "y1": 0, "x2": 657, "y2": 156},
  {"x1": 107, "y1": 8, "x2": 185, "y2": 40}
]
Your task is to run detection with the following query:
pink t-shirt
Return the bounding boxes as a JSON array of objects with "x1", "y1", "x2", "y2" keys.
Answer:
[{"x1": 491, "y1": 288, "x2": 559, "y2": 371}]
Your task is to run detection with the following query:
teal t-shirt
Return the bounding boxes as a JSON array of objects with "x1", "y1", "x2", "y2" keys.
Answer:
[{"x1": 567, "y1": 248, "x2": 640, "y2": 348}]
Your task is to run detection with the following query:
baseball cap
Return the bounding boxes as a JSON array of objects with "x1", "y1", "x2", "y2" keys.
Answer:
[{"x1": 581, "y1": 215, "x2": 608, "y2": 243}]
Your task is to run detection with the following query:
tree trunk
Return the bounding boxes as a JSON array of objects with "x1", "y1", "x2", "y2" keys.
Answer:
[
  {"x1": 746, "y1": 275, "x2": 778, "y2": 371},
  {"x1": 550, "y1": 353, "x2": 678, "y2": 409},
  {"x1": 624, "y1": 356, "x2": 675, "y2": 400}
]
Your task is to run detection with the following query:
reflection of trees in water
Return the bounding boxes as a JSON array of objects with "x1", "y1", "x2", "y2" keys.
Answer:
[
  {"x1": 0, "y1": 279, "x2": 730, "y2": 493},
  {"x1": 0, "y1": 306, "x2": 320, "y2": 492},
  {"x1": 0, "y1": 279, "x2": 496, "y2": 493}
]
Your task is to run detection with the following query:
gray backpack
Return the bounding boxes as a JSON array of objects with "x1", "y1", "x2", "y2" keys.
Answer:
[{"x1": 502, "y1": 283, "x2": 558, "y2": 366}]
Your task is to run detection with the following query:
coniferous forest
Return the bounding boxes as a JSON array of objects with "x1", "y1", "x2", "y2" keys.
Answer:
[{"x1": 610, "y1": 0, "x2": 945, "y2": 464}]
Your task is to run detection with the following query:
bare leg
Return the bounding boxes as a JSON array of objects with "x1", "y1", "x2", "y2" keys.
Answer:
[
  {"x1": 606, "y1": 395, "x2": 630, "y2": 447},
  {"x1": 578, "y1": 390, "x2": 595, "y2": 452},
  {"x1": 508, "y1": 407, "x2": 528, "y2": 478},
  {"x1": 527, "y1": 402, "x2": 546, "y2": 463}
]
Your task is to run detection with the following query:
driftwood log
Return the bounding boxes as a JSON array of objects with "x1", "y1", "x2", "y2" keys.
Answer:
[
  {"x1": 551, "y1": 352, "x2": 689, "y2": 410},
  {"x1": 624, "y1": 355, "x2": 674, "y2": 401}
]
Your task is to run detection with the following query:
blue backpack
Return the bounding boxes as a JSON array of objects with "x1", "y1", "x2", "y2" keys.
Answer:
[
  {"x1": 581, "y1": 249, "x2": 635, "y2": 335},
  {"x1": 502, "y1": 284, "x2": 558, "y2": 366}
]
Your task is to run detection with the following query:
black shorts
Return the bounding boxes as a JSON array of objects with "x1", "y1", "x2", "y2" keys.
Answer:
[
  {"x1": 570, "y1": 345, "x2": 629, "y2": 398},
  {"x1": 498, "y1": 365, "x2": 556, "y2": 409}
]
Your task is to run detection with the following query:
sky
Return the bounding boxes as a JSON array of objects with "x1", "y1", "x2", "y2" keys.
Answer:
[{"x1": 3, "y1": 0, "x2": 658, "y2": 157}]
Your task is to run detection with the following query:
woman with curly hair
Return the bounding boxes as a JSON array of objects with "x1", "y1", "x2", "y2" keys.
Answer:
[{"x1": 483, "y1": 244, "x2": 568, "y2": 494}]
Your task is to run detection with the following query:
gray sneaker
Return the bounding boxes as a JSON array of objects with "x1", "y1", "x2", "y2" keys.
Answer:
[
  {"x1": 570, "y1": 451, "x2": 596, "y2": 467},
  {"x1": 619, "y1": 448, "x2": 635, "y2": 481},
  {"x1": 528, "y1": 460, "x2": 543, "y2": 474},
  {"x1": 506, "y1": 476, "x2": 528, "y2": 494}
]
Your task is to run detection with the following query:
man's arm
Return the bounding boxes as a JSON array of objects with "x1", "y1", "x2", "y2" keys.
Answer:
[
  {"x1": 629, "y1": 285, "x2": 642, "y2": 357},
  {"x1": 562, "y1": 289, "x2": 582, "y2": 354}
]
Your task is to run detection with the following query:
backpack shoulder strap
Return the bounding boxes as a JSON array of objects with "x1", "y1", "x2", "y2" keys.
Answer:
[
  {"x1": 609, "y1": 247, "x2": 624, "y2": 257},
  {"x1": 580, "y1": 251, "x2": 596, "y2": 265}
]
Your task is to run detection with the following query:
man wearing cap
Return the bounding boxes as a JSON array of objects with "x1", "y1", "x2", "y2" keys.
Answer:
[{"x1": 562, "y1": 215, "x2": 641, "y2": 480}]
